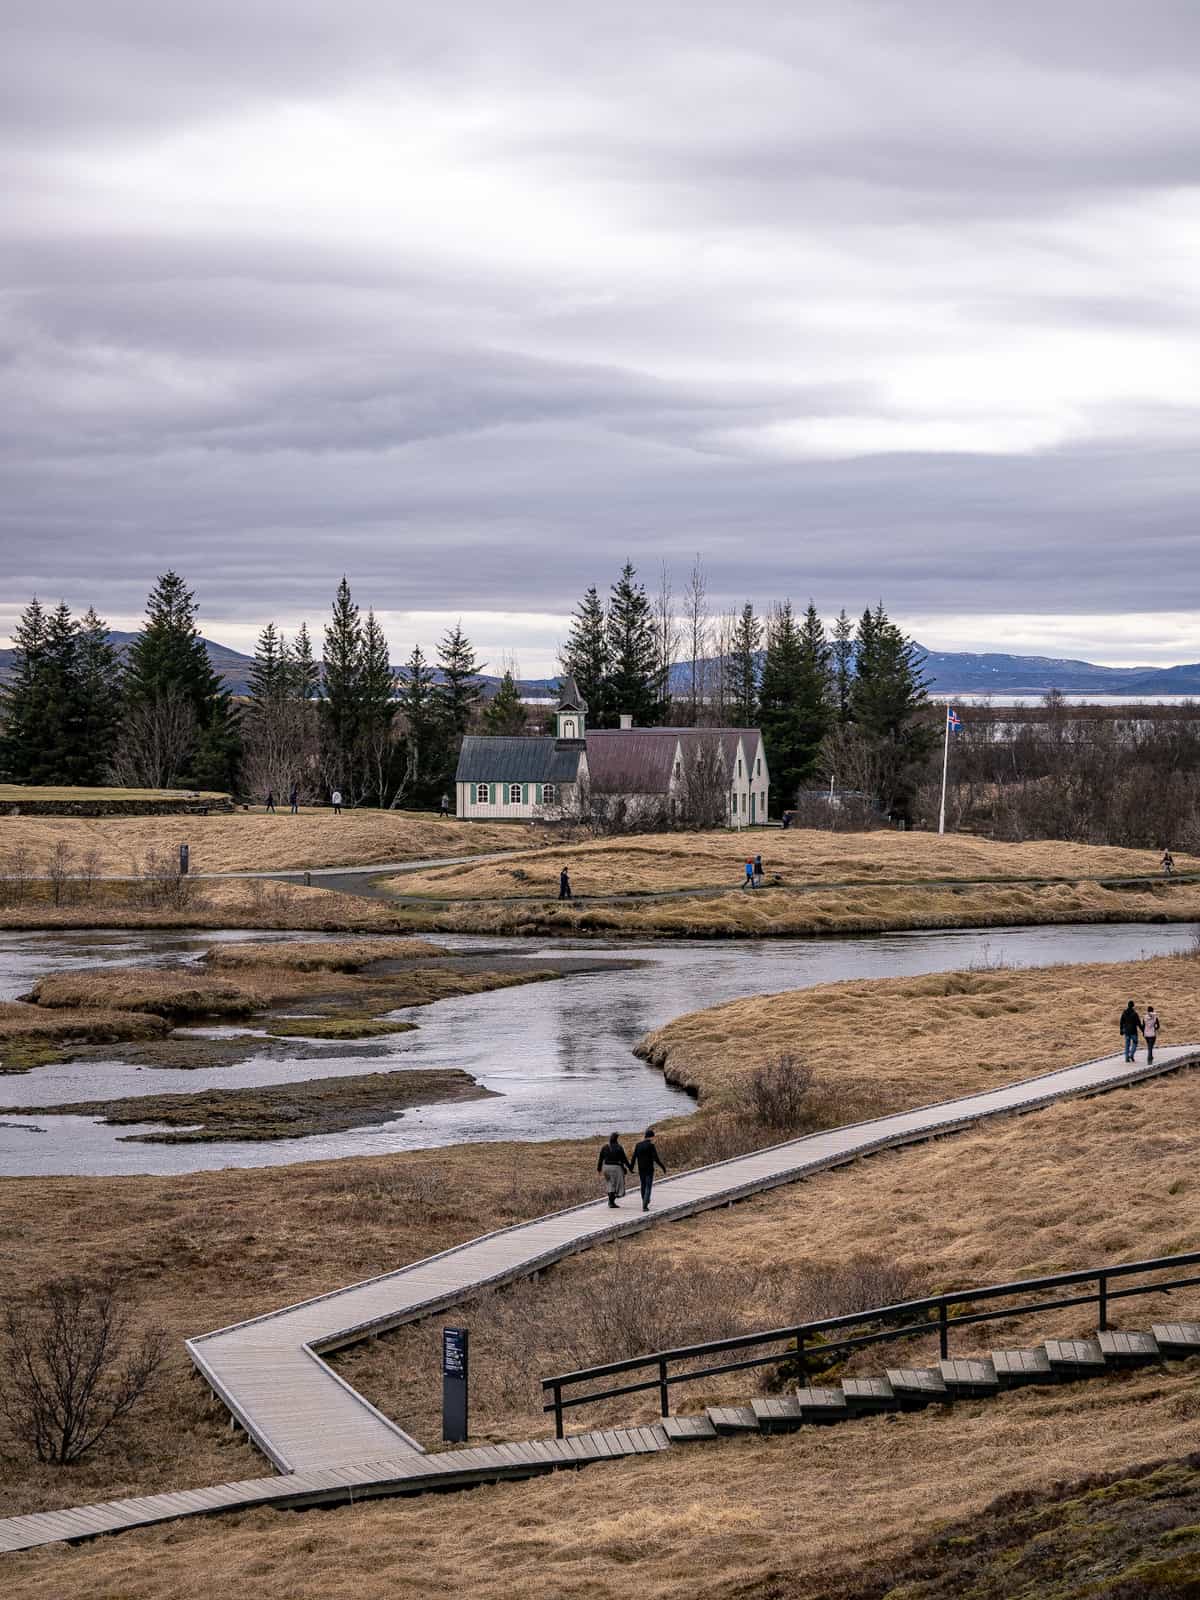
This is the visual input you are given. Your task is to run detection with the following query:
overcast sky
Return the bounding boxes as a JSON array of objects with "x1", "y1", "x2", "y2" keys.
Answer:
[{"x1": 4, "y1": 1, "x2": 1200, "y2": 672}]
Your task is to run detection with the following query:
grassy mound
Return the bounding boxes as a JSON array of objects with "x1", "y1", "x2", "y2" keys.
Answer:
[
  {"x1": 204, "y1": 937, "x2": 445, "y2": 971},
  {"x1": 24, "y1": 967, "x2": 260, "y2": 1020},
  {"x1": 264, "y1": 1018, "x2": 418, "y2": 1040},
  {"x1": 0, "y1": 1000, "x2": 168, "y2": 1072}
]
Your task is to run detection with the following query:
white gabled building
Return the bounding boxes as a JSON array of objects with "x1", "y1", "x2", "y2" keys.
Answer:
[{"x1": 455, "y1": 679, "x2": 770, "y2": 825}]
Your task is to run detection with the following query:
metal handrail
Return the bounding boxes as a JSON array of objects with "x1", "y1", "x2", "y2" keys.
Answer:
[{"x1": 541, "y1": 1250, "x2": 1200, "y2": 1437}]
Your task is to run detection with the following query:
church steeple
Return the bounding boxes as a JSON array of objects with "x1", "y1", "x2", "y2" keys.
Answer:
[{"x1": 555, "y1": 675, "x2": 587, "y2": 745}]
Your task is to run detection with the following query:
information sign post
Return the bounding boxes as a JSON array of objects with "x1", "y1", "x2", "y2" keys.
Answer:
[{"x1": 442, "y1": 1326, "x2": 469, "y2": 1443}]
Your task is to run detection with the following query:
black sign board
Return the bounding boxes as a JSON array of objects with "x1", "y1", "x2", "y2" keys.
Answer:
[{"x1": 442, "y1": 1326, "x2": 469, "y2": 1442}]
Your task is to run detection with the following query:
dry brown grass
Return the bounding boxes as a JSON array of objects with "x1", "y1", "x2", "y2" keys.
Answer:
[
  {"x1": 4, "y1": 953, "x2": 1200, "y2": 1592},
  {"x1": 6, "y1": 1364, "x2": 1200, "y2": 1600},
  {"x1": 0, "y1": 811, "x2": 538, "y2": 875},
  {"x1": 391, "y1": 826, "x2": 1197, "y2": 900},
  {"x1": 398, "y1": 875, "x2": 1200, "y2": 939},
  {"x1": 635, "y1": 950, "x2": 1200, "y2": 1110},
  {"x1": 0, "y1": 877, "x2": 433, "y2": 934}
]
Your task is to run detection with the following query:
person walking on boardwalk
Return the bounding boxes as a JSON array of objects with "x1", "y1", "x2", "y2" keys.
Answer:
[
  {"x1": 559, "y1": 867, "x2": 572, "y2": 901},
  {"x1": 597, "y1": 1132, "x2": 632, "y2": 1207},
  {"x1": 743, "y1": 857, "x2": 756, "y2": 890},
  {"x1": 1120, "y1": 1000, "x2": 1143, "y2": 1063},
  {"x1": 631, "y1": 1128, "x2": 666, "y2": 1211},
  {"x1": 753, "y1": 852, "x2": 764, "y2": 884},
  {"x1": 1143, "y1": 1005, "x2": 1161, "y2": 1064},
  {"x1": 265, "y1": 789, "x2": 276, "y2": 815},
  {"x1": 289, "y1": 783, "x2": 299, "y2": 815},
  {"x1": 331, "y1": 788, "x2": 343, "y2": 815},
  {"x1": 1163, "y1": 849, "x2": 1175, "y2": 878},
  {"x1": 439, "y1": 793, "x2": 450, "y2": 818}
]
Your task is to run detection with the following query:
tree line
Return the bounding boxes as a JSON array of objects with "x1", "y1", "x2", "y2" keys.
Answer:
[
  {"x1": 3, "y1": 561, "x2": 934, "y2": 820},
  {"x1": 560, "y1": 560, "x2": 933, "y2": 822}
]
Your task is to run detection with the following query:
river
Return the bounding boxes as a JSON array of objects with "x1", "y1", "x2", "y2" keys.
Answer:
[{"x1": 0, "y1": 921, "x2": 1194, "y2": 1178}]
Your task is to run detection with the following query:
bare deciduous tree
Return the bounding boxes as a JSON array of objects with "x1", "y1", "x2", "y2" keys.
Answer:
[
  {"x1": 107, "y1": 690, "x2": 197, "y2": 790},
  {"x1": 674, "y1": 735, "x2": 730, "y2": 828},
  {"x1": 0, "y1": 1276, "x2": 166, "y2": 1465},
  {"x1": 683, "y1": 555, "x2": 710, "y2": 727},
  {"x1": 652, "y1": 564, "x2": 681, "y2": 719}
]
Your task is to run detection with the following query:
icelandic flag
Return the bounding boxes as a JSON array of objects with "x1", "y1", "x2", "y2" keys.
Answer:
[{"x1": 947, "y1": 706, "x2": 962, "y2": 731}]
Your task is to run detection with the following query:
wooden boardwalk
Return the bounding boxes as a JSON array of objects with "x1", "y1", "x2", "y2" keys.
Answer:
[{"x1": 3, "y1": 1041, "x2": 1198, "y2": 1555}]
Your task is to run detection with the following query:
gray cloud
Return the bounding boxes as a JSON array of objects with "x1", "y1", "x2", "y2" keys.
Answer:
[{"x1": 4, "y1": 1, "x2": 1200, "y2": 651}]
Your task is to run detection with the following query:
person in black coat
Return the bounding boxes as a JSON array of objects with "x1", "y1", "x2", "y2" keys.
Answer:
[
  {"x1": 559, "y1": 867, "x2": 572, "y2": 900},
  {"x1": 1119, "y1": 1000, "x2": 1142, "y2": 1063},
  {"x1": 597, "y1": 1133, "x2": 631, "y2": 1207},
  {"x1": 630, "y1": 1129, "x2": 667, "y2": 1211}
]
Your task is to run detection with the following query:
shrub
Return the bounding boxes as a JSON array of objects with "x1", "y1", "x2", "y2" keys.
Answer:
[
  {"x1": 0, "y1": 1276, "x2": 166, "y2": 1465},
  {"x1": 737, "y1": 1053, "x2": 815, "y2": 1130}
]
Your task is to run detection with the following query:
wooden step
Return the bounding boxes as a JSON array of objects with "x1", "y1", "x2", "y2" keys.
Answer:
[
  {"x1": 991, "y1": 1348, "x2": 1054, "y2": 1387},
  {"x1": 661, "y1": 1414, "x2": 718, "y2": 1444},
  {"x1": 841, "y1": 1377, "x2": 898, "y2": 1415},
  {"x1": 1151, "y1": 1322, "x2": 1200, "y2": 1356},
  {"x1": 885, "y1": 1367, "x2": 951, "y2": 1407},
  {"x1": 795, "y1": 1386, "x2": 849, "y2": 1424},
  {"x1": 1097, "y1": 1330, "x2": 1160, "y2": 1366},
  {"x1": 705, "y1": 1406, "x2": 760, "y2": 1435},
  {"x1": 751, "y1": 1397, "x2": 803, "y2": 1434},
  {"x1": 1043, "y1": 1338, "x2": 1107, "y2": 1376},
  {"x1": 939, "y1": 1357, "x2": 999, "y2": 1397}
]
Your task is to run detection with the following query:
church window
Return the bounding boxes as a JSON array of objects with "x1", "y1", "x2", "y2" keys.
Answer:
[
  {"x1": 542, "y1": 783, "x2": 556, "y2": 804},
  {"x1": 737, "y1": 758, "x2": 743, "y2": 777},
  {"x1": 756, "y1": 757, "x2": 761, "y2": 776},
  {"x1": 508, "y1": 783, "x2": 522, "y2": 804},
  {"x1": 475, "y1": 783, "x2": 489, "y2": 804}
]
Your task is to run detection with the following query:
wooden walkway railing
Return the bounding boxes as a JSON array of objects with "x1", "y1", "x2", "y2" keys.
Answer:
[{"x1": 3, "y1": 1041, "x2": 1198, "y2": 1554}]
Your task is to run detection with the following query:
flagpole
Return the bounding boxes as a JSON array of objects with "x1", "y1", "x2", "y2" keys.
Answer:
[{"x1": 938, "y1": 701, "x2": 950, "y2": 836}]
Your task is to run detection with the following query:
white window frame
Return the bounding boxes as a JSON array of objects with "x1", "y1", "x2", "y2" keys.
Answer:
[
  {"x1": 475, "y1": 782, "x2": 489, "y2": 804},
  {"x1": 508, "y1": 783, "x2": 522, "y2": 804},
  {"x1": 542, "y1": 782, "x2": 556, "y2": 804}
]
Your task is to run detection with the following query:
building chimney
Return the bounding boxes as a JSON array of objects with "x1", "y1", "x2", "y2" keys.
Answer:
[{"x1": 619, "y1": 713, "x2": 633, "y2": 730}]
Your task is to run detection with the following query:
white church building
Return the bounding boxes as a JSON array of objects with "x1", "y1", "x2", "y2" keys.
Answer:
[{"x1": 454, "y1": 679, "x2": 770, "y2": 825}]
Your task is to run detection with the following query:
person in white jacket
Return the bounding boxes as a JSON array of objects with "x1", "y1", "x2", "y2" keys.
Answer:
[{"x1": 1143, "y1": 1005, "x2": 1160, "y2": 1064}]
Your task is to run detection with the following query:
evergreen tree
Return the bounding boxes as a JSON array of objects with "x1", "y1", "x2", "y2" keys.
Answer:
[
  {"x1": 832, "y1": 609, "x2": 854, "y2": 724},
  {"x1": 604, "y1": 562, "x2": 661, "y2": 727},
  {"x1": 0, "y1": 598, "x2": 50, "y2": 783},
  {"x1": 730, "y1": 602, "x2": 762, "y2": 726},
  {"x1": 74, "y1": 608, "x2": 122, "y2": 784},
  {"x1": 559, "y1": 586, "x2": 609, "y2": 725},
  {"x1": 248, "y1": 623, "x2": 288, "y2": 707},
  {"x1": 483, "y1": 669, "x2": 527, "y2": 736},
  {"x1": 40, "y1": 602, "x2": 83, "y2": 783},
  {"x1": 359, "y1": 609, "x2": 398, "y2": 806},
  {"x1": 792, "y1": 602, "x2": 834, "y2": 782},
  {"x1": 320, "y1": 577, "x2": 364, "y2": 796},
  {"x1": 119, "y1": 571, "x2": 240, "y2": 791},
  {"x1": 758, "y1": 600, "x2": 806, "y2": 810},
  {"x1": 849, "y1": 602, "x2": 934, "y2": 823},
  {"x1": 289, "y1": 621, "x2": 320, "y2": 701},
  {"x1": 436, "y1": 620, "x2": 482, "y2": 739},
  {"x1": 396, "y1": 643, "x2": 440, "y2": 806}
]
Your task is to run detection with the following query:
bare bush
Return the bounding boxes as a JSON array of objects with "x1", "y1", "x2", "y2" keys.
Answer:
[
  {"x1": 737, "y1": 1053, "x2": 815, "y2": 1130},
  {"x1": 129, "y1": 849, "x2": 195, "y2": 910},
  {"x1": 0, "y1": 1276, "x2": 166, "y2": 1465},
  {"x1": 77, "y1": 848, "x2": 102, "y2": 902},
  {"x1": 0, "y1": 845, "x2": 32, "y2": 908},
  {"x1": 48, "y1": 840, "x2": 74, "y2": 907}
]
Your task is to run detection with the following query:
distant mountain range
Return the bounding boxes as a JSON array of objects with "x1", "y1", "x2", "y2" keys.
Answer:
[{"x1": 3, "y1": 631, "x2": 1199, "y2": 699}]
